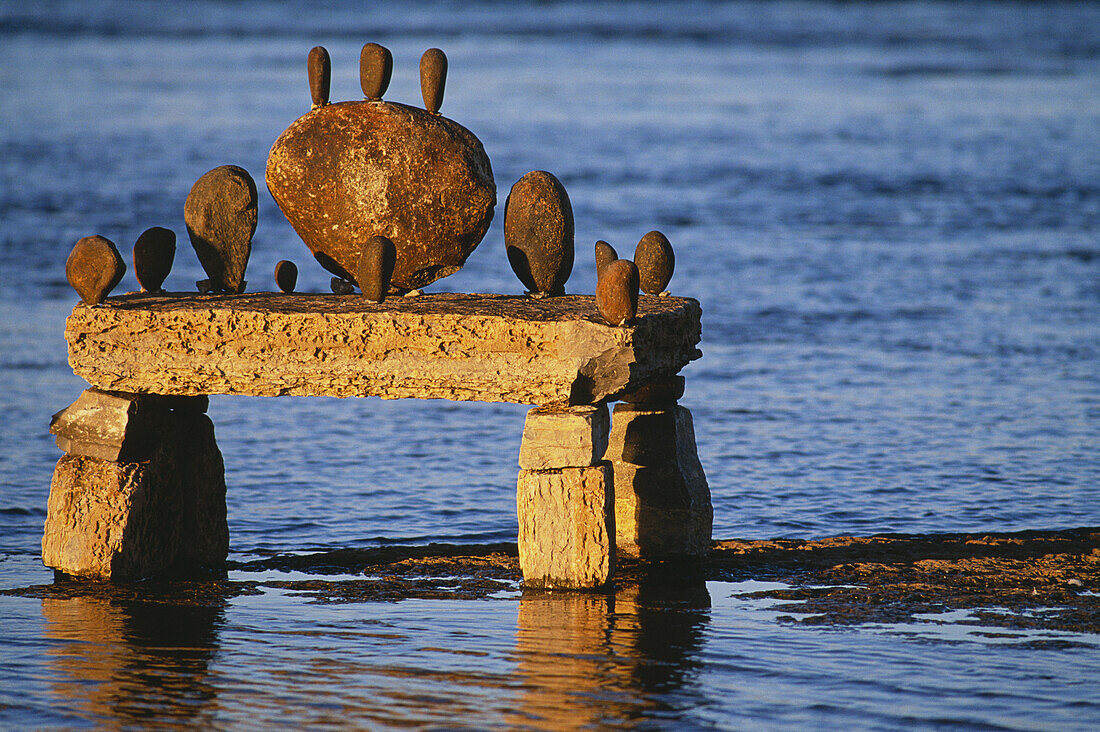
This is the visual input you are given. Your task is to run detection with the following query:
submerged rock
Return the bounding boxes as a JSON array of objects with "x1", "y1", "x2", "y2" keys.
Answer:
[
  {"x1": 634, "y1": 230, "x2": 674, "y2": 295},
  {"x1": 133, "y1": 226, "x2": 175, "y2": 293},
  {"x1": 184, "y1": 165, "x2": 258, "y2": 294},
  {"x1": 274, "y1": 260, "x2": 298, "y2": 293},
  {"x1": 66, "y1": 235, "x2": 125, "y2": 305},
  {"x1": 358, "y1": 235, "x2": 396, "y2": 302},
  {"x1": 267, "y1": 94, "x2": 495, "y2": 291},
  {"x1": 504, "y1": 171, "x2": 574, "y2": 295},
  {"x1": 596, "y1": 258, "x2": 639, "y2": 326},
  {"x1": 594, "y1": 240, "x2": 617, "y2": 279}
]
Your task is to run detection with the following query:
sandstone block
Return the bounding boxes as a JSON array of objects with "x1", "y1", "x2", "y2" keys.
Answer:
[
  {"x1": 606, "y1": 404, "x2": 712, "y2": 558},
  {"x1": 43, "y1": 412, "x2": 228, "y2": 580},
  {"x1": 517, "y1": 464, "x2": 614, "y2": 589},
  {"x1": 518, "y1": 404, "x2": 609, "y2": 470}
]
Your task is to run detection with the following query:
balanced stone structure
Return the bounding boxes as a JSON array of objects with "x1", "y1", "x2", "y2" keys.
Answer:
[{"x1": 48, "y1": 292, "x2": 708, "y2": 587}]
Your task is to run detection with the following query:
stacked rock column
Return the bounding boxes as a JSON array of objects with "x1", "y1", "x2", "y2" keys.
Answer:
[
  {"x1": 516, "y1": 404, "x2": 615, "y2": 588},
  {"x1": 605, "y1": 376, "x2": 713, "y2": 559},
  {"x1": 43, "y1": 388, "x2": 228, "y2": 580}
]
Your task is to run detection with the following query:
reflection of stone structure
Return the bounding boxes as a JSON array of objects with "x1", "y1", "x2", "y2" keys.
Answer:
[{"x1": 50, "y1": 292, "x2": 706, "y2": 587}]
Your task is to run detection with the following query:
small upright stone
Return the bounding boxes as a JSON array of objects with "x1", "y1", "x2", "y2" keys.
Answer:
[
  {"x1": 594, "y1": 240, "x2": 617, "y2": 279},
  {"x1": 274, "y1": 260, "x2": 298, "y2": 293},
  {"x1": 634, "y1": 230, "x2": 674, "y2": 295},
  {"x1": 420, "y1": 48, "x2": 447, "y2": 114},
  {"x1": 360, "y1": 43, "x2": 393, "y2": 100},
  {"x1": 504, "y1": 171, "x2": 574, "y2": 296},
  {"x1": 308, "y1": 46, "x2": 331, "y2": 108},
  {"x1": 358, "y1": 235, "x2": 397, "y2": 302},
  {"x1": 330, "y1": 277, "x2": 354, "y2": 295},
  {"x1": 66, "y1": 235, "x2": 125, "y2": 306},
  {"x1": 184, "y1": 165, "x2": 258, "y2": 294},
  {"x1": 132, "y1": 227, "x2": 175, "y2": 293},
  {"x1": 596, "y1": 258, "x2": 639, "y2": 326}
]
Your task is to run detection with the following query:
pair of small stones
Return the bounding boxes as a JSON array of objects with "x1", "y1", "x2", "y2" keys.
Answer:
[
  {"x1": 308, "y1": 44, "x2": 448, "y2": 115},
  {"x1": 594, "y1": 232, "x2": 675, "y2": 326},
  {"x1": 66, "y1": 227, "x2": 178, "y2": 305}
]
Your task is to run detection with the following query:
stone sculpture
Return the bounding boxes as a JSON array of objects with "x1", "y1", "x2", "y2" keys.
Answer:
[
  {"x1": 594, "y1": 240, "x2": 617, "y2": 278},
  {"x1": 267, "y1": 44, "x2": 495, "y2": 292},
  {"x1": 360, "y1": 43, "x2": 392, "y2": 100},
  {"x1": 274, "y1": 260, "x2": 298, "y2": 293},
  {"x1": 184, "y1": 165, "x2": 258, "y2": 294},
  {"x1": 358, "y1": 235, "x2": 396, "y2": 302},
  {"x1": 634, "y1": 230, "x2": 674, "y2": 295},
  {"x1": 133, "y1": 226, "x2": 175, "y2": 293},
  {"x1": 66, "y1": 235, "x2": 125, "y2": 305},
  {"x1": 308, "y1": 46, "x2": 331, "y2": 108},
  {"x1": 504, "y1": 171, "x2": 574, "y2": 296},
  {"x1": 596, "y1": 258, "x2": 639, "y2": 326}
]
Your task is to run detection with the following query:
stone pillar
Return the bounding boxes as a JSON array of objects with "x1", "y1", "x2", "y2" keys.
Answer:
[
  {"x1": 605, "y1": 377, "x2": 712, "y2": 559},
  {"x1": 43, "y1": 389, "x2": 228, "y2": 580},
  {"x1": 516, "y1": 404, "x2": 615, "y2": 588}
]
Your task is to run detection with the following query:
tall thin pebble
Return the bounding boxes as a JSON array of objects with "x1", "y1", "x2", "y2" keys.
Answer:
[
  {"x1": 594, "y1": 240, "x2": 618, "y2": 279},
  {"x1": 358, "y1": 235, "x2": 397, "y2": 302},
  {"x1": 308, "y1": 46, "x2": 331, "y2": 108},
  {"x1": 596, "y1": 258, "x2": 640, "y2": 327},
  {"x1": 360, "y1": 43, "x2": 393, "y2": 100},
  {"x1": 420, "y1": 48, "x2": 447, "y2": 114},
  {"x1": 66, "y1": 235, "x2": 126, "y2": 305},
  {"x1": 133, "y1": 226, "x2": 175, "y2": 292},
  {"x1": 634, "y1": 230, "x2": 674, "y2": 295}
]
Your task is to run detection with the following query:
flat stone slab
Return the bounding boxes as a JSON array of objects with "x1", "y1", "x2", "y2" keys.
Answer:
[{"x1": 66, "y1": 292, "x2": 701, "y2": 405}]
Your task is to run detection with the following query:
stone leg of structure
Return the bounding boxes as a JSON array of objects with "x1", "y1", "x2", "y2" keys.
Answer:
[
  {"x1": 516, "y1": 404, "x2": 615, "y2": 588},
  {"x1": 606, "y1": 377, "x2": 712, "y2": 559},
  {"x1": 43, "y1": 389, "x2": 228, "y2": 580}
]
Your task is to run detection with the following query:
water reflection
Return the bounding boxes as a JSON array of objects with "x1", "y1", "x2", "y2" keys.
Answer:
[
  {"x1": 41, "y1": 594, "x2": 224, "y2": 726},
  {"x1": 513, "y1": 571, "x2": 711, "y2": 728}
]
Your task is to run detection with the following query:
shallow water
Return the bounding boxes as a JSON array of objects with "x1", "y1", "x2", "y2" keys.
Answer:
[{"x1": 1, "y1": 1, "x2": 1098, "y2": 728}]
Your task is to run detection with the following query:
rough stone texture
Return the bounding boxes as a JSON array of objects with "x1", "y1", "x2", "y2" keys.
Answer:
[
  {"x1": 596, "y1": 259, "x2": 639, "y2": 326},
  {"x1": 184, "y1": 165, "x2": 258, "y2": 294},
  {"x1": 52, "y1": 389, "x2": 166, "y2": 462},
  {"x1": 360, "y1": 43, "x2": 392, "y2": 100},
  {"x1": 132, "y1": 227, "x2": 175, "y2": 293},
  {"x1": 66, "y1": 235, "x2": 125, "y2": 306},
  {"x1": 606, "y1": 403, "x2": 712, "y2": 558},
  {"x1": 66, "y1": 293, "x2": 701, "y2": 405},
  {"x1": 42, "y1": 411, "x2": 228, "y2": 580},
  {"x1": 517, "y1": 464, "x2": 614, "y2": 588},
  {"x1": 594, "y1": 240, "x2": 617, "y2": 279},
  {"x1": 504, "y1": 171, "x2": 574, "y2": 295},
  {"x1": 358, "y1": 235, "x2": 396, "y2": 302},
  {"x1": 518, "y1": 404, "x2": 609, "y2": 470},
  {"x1": 274, "y1": 260, "x2": 298, "y2": 293},
  {"x1": 634, "y1": 230, "x2": 674, "y2": 295},
  {"x1": 308, "y1": 46, "x2": 331, "y2": 108},
  {"x1": 266, "y1": 100, "x2": 495, "y2": 291},
  {"x1": 420, "y1": 48, "x2": 447, "y2": 114},
  {"x1": 620, "y1": 375, "x2": 684, "y2": 406}
]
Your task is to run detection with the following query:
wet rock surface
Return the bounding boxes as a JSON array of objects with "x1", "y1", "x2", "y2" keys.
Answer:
[
  {"x1": 267, "y1": 100, "x2": 495, "y2": 290},
  {"x1": 184, "y1": 165, "x2": 258, "y2": 294},
  {"x1": 132, "y1": 227, "x2": 175, "y2": 293},
  {"x1": 504, "y1": 171, "x2": 574, "y2": 295},
  {"x1": 66, "y1": 235, "x2": 125, "y2": 305}
]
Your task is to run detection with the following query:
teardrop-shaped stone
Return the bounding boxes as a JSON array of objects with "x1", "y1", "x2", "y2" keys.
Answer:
[
  {"x1": 358, "y1": 235, "x2": 396, "y2": 302},
  {"x1": 133, "y1": 226, "x2": 175, "y2": 292},
  {"x1": 420, "y1": 48, "x2": 447, "y2": 114},
  {"x1": 360, "y1": 43, "x2": 393, "y2": 100},
  {"x1": 66, "y1": 235, "x2": 126, "y2": 305},
  {"x1": 596, "y1": 258, "x2": 639, "y2": 327},
  {"x1": 634, "y1": 230, "x2": 674, "y2": 295},
  {"x1": 308, "y1": 46, "x2": 331, "y2": 108},
  {"x1": 504, "y1": 170, "x2": 574, "y2": 295},
  {"x1": 274, "y1": 260, "x2": 298, "y2": 293},
  {"x1": 594, "y1": 240, "x2": 618, "y2": 279},
  {"x1": 184, "y1": 164, "x2": 257, "y2": 294}
]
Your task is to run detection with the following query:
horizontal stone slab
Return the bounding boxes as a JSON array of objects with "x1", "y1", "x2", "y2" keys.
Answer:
[{"x1": 66, "y1": 292, "x2": 701, "y2": 405}]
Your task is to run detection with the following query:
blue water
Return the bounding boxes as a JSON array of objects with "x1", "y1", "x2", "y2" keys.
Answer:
[{"x1": 1, "y1": 1, "x2": 1098, "y2": 728}]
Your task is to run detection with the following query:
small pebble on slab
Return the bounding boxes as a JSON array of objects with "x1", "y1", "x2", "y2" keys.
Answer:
[
  {"x1": 184, "y1": 164, "x2": 258, "y2": 294},
  {"x1": 133, "y1": 226, "x2": 175, "y2": 293},
  {"x1": 594, "y1": 240, "x2": 617, "y2": 279},
  {"x1": 634, "y1": 230, "x2": 674, "y2": 295},
  {"x1": 420, "y1": 48, "x2": 447, "y2": 114},
  {"x1": 308, "y1": 46, "x2": 331, "y2": 108},
  {"x1": 66, "y1": 235, "x2": 125, "y2": 305},
  {"x1": 360, "y1": 43, "x2": 393, "y2": 100},
  {"x1": 358, "y1": 235, "x2": 396, "y2": 302},
  {"x1": 504, "y1": 171, "x2": 575, "y2": 296},
  {"x1": 274, "y1": 260, "x2": 298, "y2": 293},
  {"x1": 596, "y1": 258, "x2": 639, "y2": 326}
]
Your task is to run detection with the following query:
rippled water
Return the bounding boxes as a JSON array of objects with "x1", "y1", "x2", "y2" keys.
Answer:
[{"x1": 1, "y1": 1, "x2": 1098, "y2": 728}]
